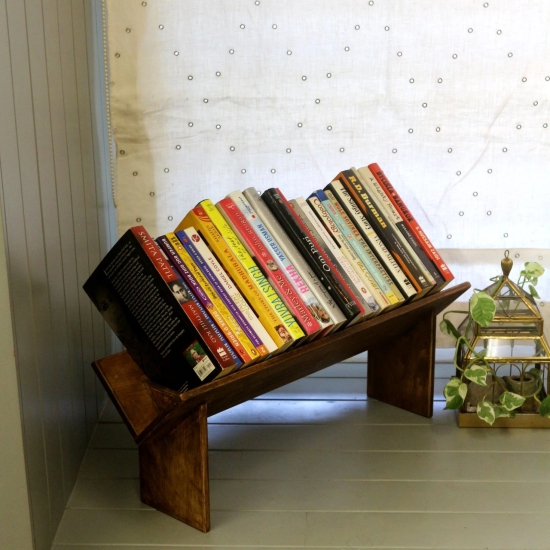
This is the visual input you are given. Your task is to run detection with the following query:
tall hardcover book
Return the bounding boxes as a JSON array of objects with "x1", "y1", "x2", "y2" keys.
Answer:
[
  {"x1": 335, "y1": 170, "x2": 434, "y2": 298},
  {"x1": 175, "y1": 227, "x2": 274, "y2": 357},
  {"x1": 177, "y1": 204, "x2": 301, "y2": 351},
  {"x1": 228, "y1": 191, "x2": 334, "y2": 338},
  {"x1": 218, "y1": 196, "x2": 322, "y2": 342},
  {"x1": 243, "y1": 187, "x2": 346, "y2": 333},
  {"x1": 325, "y1": 179, "x2": 417, "y2": 301},
  {"x1": 307, "y1": 191, "x2": 394, "y2": 311},
  {"x1": 157, "y1": 234, "x2": 259, "y2": 368},
  {"x1": 261, "y1": 188, "x2": 363, "y2": 325},
  {"x1": 83, "y1": 226, "x2": 236, "y2": 392},
  {"x1": 354, "y1": 166, "x2": 445, "y2": 292},
  {"x1": 291, "y1": 197, "x2": 380, "y2": 319},
  {"x1": 367, "y1": 162, "x2": 455, "y2": 285}
]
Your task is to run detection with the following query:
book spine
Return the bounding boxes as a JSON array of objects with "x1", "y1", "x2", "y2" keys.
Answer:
[
  {"x1": 175, "y1": 228, "x2": 271, "y2": 357},
  {"x1": 261, "y1": 187, "x2": 362, "y2": 324},
  {"x1": 203, "y1": 199, "x2": 306, "y2": 346},
  {"x1": 326, "y1": 180, "x2": 417, "y2": 300},
  {"x1": 291, "y1": 197, "x2": 380, "y2": 318},
  {"x1": 229, "y1": 191, "x2": 334, "y2": 336},
  {"x1": 367, "y1": 162, "x2": 455, "y2": 283},
  {"x1": 243, "y1": 187, "x2": 345, "y2": 332},
  {"x1": 165, "y1": 232, "x2": 261, "y2": 366},
  {"x1": 339, "y1": 169, "x2": 433, "y2": 298},
  {"x1": 155, "y1": 236, "x2": 242, "y2": 372},
  {"x1": 129, "y1": 227, "x2": 221, "y2": 385},
  {"x1": 322, "y1": 188, "x2": 404, "y2": 303},
  {"x1": 177, "y1": 226, "x2": 278, "y2": 355},
  {"x1": 177, "y1": 206, "x2": 293, "y2": 351},
  {"x1": 355, "y1": 167, "x2": 444, "y2": 288},
  {"x1": 307, "y1": 192, "x2": 393, "y2": 309},
  {"x1": 219, "y1": 195, "x2": 322, "y2": 339}
]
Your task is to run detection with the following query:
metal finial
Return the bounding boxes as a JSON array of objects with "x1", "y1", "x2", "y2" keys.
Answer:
[{"x1": 501, "y1": 249, "x2": 513, "y2": 277}]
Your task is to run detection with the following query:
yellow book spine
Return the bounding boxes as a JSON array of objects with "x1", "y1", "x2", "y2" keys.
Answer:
[
  {"x1": 166, "y1": 233, "x2": 259, "y2": 366},
  {"x1": 204, "y1": 200, "x2": 305, "y2": 343},
  {"x1": 177, "y1": 207, "x2": 292, "y2": 351}
]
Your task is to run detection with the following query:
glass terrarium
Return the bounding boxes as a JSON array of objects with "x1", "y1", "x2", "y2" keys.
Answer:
[{"x1": 456, "y1": 253, "x2": 550, "y2": 425}]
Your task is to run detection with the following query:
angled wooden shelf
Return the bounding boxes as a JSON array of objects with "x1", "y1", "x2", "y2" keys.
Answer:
[{"x1": 93, "y1": 281, "x2": 470, "y2": 532}]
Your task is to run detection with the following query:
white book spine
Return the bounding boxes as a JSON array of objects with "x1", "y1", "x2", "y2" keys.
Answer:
[
  {"x1": 353, "y1": 167, "x2": 435, "y2": 286},
  {"x1": 330, "y1": 179, "x2": 417, "y2": 300},
  {"x1": 307, "y1": 195, "x2": 391, "y2": 310},
  {"x1": 182, "y1": 226, "x2": 278, "y2": 354},
  {"x1": 293, "y1": 197, "x2": 380, "y2": 317},
  {"x1": 228, "y1": 191, "x2": 334, "y2": 333},
  {"x1": 243, "y1": 187, "x2": 346, "y2": 330}
]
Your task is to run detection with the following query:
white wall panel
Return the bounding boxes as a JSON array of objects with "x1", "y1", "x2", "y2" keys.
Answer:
[{"x1": 0, "y1": 0, "x2": 116, "y2": 549}]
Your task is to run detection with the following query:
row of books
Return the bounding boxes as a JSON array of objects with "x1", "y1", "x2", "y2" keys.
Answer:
[{"x1": 84, "y1": 163, "x2": 454, "y2": 392}]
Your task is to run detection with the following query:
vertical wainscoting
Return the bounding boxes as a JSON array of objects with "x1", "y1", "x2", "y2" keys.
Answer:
[{"x1": 0, "y1": 1, "x2": 116, "y2": 549}]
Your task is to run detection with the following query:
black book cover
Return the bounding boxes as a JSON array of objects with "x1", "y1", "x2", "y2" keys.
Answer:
[
  {"x1": 261, "y1": 188, "x2": 361, "y2": 323},
  {"x1": 83, "y1": 227, "x2": 225, "y2": 392},
  {"x1": 336, "y1": 171, "x2": 433, "y2": 297}
]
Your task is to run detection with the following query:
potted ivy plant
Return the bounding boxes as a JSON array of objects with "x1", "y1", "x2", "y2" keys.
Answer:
[{"x1": 440, "y1": 259, "x2": 550, "y2": 425}]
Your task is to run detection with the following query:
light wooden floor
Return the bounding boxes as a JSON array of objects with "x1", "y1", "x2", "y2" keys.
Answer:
[{"x1": 53, "y1": 353, "x2": 550, "y2": 550}]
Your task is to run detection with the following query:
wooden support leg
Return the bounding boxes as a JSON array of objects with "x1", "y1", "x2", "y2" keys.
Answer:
[
  {"x1": 367, "y1": 310, "x2": 436, "y2": 418},
  {"x1": 139, "y1": 403, "x2": 210, "y2": 532}
]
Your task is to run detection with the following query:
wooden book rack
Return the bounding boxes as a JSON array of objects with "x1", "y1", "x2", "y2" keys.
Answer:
[{"x1": 93, "y1": 282, "x2": 470, "y2": 532}]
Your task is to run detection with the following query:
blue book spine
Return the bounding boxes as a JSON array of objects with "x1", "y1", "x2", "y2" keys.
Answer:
[{"x1": 175, "y1": 229, "x2": 265, "y2": 350}]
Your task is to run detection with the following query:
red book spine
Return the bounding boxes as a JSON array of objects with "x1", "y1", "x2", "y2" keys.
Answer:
[
  {"x1": 131, "y1": 226, "x2": 237, "y2": 376},
  {"x1": 367, "y1": 164, "x2": 454, "y2": 282},
  {"x1": 131, "y1": 226, "x2": 179, "y2": 282},
  {"x1": 275, "y1": 188, "x2": 367, "y2": 319},
  {"x1": 218, "y1": 198, "x2": 322, "y2": 337},
  {"x1": 156, "y1": 235, "x2": 241, "y2": 372}
]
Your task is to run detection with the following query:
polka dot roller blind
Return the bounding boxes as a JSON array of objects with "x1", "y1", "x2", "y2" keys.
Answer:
[{"x1": 105, "y1": 0, "x2": 550, "y2": 315}]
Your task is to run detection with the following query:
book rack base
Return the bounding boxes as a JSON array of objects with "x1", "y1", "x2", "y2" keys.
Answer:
[{"x1": 93, "y1": 282, "x2": 470, "y2": 532}]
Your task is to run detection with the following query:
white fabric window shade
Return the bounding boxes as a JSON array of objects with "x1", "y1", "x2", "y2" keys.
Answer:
[{"x1": 104, "y1": 0, "x2": 550, "y2": 339}]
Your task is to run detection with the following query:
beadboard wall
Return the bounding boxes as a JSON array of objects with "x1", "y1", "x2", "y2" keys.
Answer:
[{"x1": 0, "y1": 1, "x2": 117, "y2": 549}]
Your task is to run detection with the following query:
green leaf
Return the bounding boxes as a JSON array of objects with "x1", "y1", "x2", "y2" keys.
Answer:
[
  {"x1": 494, "y1": 405, "x2": 516, "y2": 419},
  {"x1": 525, "y1": 262, "x2": 545, "y2": 278},
  {"x1": 528, "y1": 284, "x2": 540, "y2": 299},
  {"x1": 477, "y1": 400, "x2": 496, "y2": 425},
  {"x1": 539, "y1": 396, "x2": 550, "y2": 418},
  {"x1": 439, "y1": 319, "x2": 460, "y2": 339},
  {"x1": 464, "y1": 364, "x2": 488, "y2": 386},
  {"x1": 499, "y1": 391, "x2": 526, "y2": 411},
  {"x1": 527, "y1": 367, "x2": 543, "y2": 381},
  {"x1": 470, "y1": 291, "x2": 496, "y2": 327},
  {"x1": 443, "y1": 378, "x2": 467, "y2": 410}
]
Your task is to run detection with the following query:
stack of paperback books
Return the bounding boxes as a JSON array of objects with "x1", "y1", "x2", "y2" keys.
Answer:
[{"x1": 84, "y1": 164, "x2": 454, "y2": 392}]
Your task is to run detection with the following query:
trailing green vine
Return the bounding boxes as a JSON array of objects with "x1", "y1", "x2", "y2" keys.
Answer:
[{"x1": 441, "y1": 261, "x2": 550, "y2": 425}]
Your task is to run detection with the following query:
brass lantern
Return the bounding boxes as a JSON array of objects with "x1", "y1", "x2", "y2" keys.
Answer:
[{"x1": 457, "y1": 252, "x2": 550, "y2": 427}]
